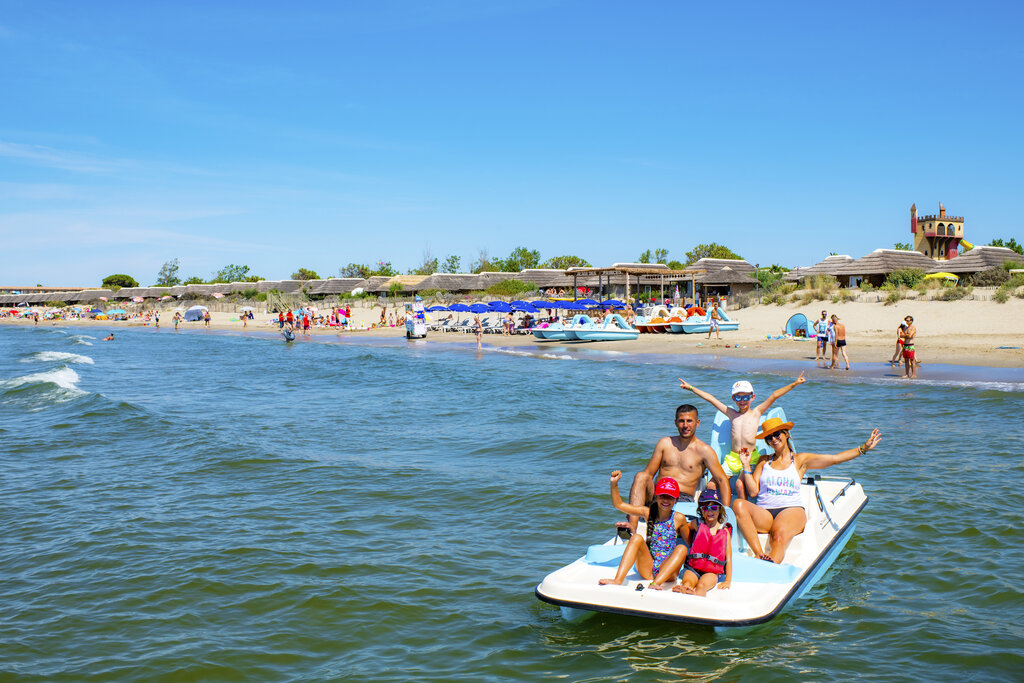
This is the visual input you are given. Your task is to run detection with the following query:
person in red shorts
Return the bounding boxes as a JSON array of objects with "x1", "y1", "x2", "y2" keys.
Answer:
[{"x1": 901, "y1": 315, "x2": 917, "y2": 379}]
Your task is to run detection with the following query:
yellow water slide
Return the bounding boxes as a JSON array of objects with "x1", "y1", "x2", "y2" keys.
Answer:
[{"x1": 960, "y1": 239, "x2": 975, "y2": 251}]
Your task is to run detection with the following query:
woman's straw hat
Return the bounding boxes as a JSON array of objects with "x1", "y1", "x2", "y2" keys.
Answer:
[{"x1": 756, "y1": 416, "x2": 795, "y2": 440}]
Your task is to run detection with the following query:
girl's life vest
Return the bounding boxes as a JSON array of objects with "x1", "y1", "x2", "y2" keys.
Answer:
[{"x1": 686, "y1": 522, "x2": 730, "y2": 574}]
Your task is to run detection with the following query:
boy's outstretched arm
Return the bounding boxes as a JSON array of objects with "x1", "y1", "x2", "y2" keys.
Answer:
[
  {"x1": 678, "y1": 378, "x2": 731, "y2": 415},
  {"x1": 755, "y1": 371, "x2": 806, "y2": 414}
]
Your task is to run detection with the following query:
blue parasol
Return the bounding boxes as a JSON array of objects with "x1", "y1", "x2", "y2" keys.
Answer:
[
  {"x1": 601, "y1": 299, "x2": 626, "y2": 308},
  {"x1": 426, "y1": 305, "x2": 448, "y2": 312},
  {"x1": 468, "y1": 303, "x2": 490, "y2": 314},
  {"x1": 449, "y1": 303, "x2": 471, "y2": 312},
  {"x1": 575, "y1": 298, "x2": 600, "y2": 306},
  {"x1": 488, "y1": 301, "x2": 512, "y2": 312}
]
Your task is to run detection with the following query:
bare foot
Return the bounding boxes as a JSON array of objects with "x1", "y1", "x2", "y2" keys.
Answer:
[
  {"x1": 598, "y1": 578, "x2": 623, "y2": 586},
  {"x1": 671, "y1": 584, "x2": 685, "y2": 593},
  {"x1": 684, "y1": 585, "x2": 696, "y2": 594}
]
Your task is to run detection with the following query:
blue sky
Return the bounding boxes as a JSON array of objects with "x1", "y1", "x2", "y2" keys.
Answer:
[{"x1": 1, "y1": 0, "x2": 1022, "y2": 285}]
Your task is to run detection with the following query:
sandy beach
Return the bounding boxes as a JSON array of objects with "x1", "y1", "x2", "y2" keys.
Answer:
[{"x1": 7, "y1": 295, "x2": 1024, "y2": 368}]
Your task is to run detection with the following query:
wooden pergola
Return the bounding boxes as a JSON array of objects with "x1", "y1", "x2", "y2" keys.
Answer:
[{"x1": 563, "y1": 265, "x2": 704, "y2": 303}]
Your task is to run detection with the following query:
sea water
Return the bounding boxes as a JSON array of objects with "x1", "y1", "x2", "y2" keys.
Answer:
[{"x1": 1, "y1": 325, "x2": 1022, "y2": 681}]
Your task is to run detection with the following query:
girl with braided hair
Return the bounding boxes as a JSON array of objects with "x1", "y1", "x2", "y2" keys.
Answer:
[{"x1": 598, "y1": 471, "x2": 691, "y2": 590}]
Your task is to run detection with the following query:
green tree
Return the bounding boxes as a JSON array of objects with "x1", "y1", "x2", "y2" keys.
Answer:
[
  {"x1": 372, "y1": 260, "x2": 398, "y2": 277},
  {"x1": 470, "y1": 249, "x2": 492, "y2": 274},
  {"x1": 291, "y1": 268, "x2": 320, "y2": 280},
  {"x1": 684, "y1": 243, "x2": 743, "y2": 266},
  {"x1": 102, "y1": 273, "x2": 138, "y2": 289},
  {"x1": 440, "y1": 254, "x2": 462, "y2": 273},
  {"x1": 182, "y1": 276, "x2": 205, "y2": 285},
  {"x1": 411, "y1": 249, "x2": 439, "y2": 276},
  {"x1": 990, "y1": 237, "x2": 1024, "y2": 254},
  {"x1": 493, "y1": 246, "x2": 541, "y2": 272},
  {"x1": 638, "y1": 248, "x2": 669, "y2": 264},
  {"x1": 542, "y1": 255, "x2": 591, "y2": 269},
  {"x1": 155, "y1": 258, "x2": 181, "y2": 287},
  {"x1": 340, "y1": 263, "x2": 371, "y2": 278},
  {"x1": 212, "y1": 264, "x2": 263, "y2": 283},
  {"x1": 893, "y1": 241, "x2": 912, "y2": 250},
  {"x1": 387, "y1": 281, "x2": 404, "y2": 305},
  {"x1": 666, "y1": 260, "x2": 685, "y2": 270},
  {"x1": 638, "y1": 249, "x2": 651, "y2": 264}
]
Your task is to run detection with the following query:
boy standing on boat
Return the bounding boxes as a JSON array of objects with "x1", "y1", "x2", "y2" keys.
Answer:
[
  {"x1": 622, "y1": 404, "x2": 731, "y2": 533},
  {"x1": 677, "y1": 373, "x2": 805, "y2": 500}
]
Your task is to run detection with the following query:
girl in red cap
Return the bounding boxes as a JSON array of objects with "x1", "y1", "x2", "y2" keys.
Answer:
[{"x1": 599, "y1": 471, "x2": 691, "y2": 590}]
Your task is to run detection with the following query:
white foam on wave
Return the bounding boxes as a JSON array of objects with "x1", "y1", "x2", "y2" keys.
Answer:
[
  {"x1": 490, "y1": 347, "x2": 578, "y2": 361},
  {"x1": 1, "y1": 366, "x2": 87, "y2": 400},
  {"x1": 69, "y1": 334, "x2": 95, "y2": 346},
  {"x1": 873, "y1": 375, "x2": 1023, "y2": 393},
  {"x1": 22, "y1": 351, "x2": 95, "y2": 365}
]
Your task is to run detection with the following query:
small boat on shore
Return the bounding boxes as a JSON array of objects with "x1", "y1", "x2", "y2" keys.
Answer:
[{"x1": 573, "y1": 314, "x2": 639, "y2": 341}]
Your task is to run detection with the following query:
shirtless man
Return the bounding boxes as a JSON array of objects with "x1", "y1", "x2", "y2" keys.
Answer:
[
  {"x1": 678, "y1": 373, "x2": 805, "y2": 499},
  {"x1": 622, "y1": 404, "x2": 731, "y2": 533},
  {"x1": 830, "y1": 314, "x2": 850, "y2": 370},
  {"x1": 902, "y1": 315, "x2": 917, "y2": 379}
]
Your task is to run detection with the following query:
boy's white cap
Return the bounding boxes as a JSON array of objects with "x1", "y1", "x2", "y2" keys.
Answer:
[{"x1": 731, "y1": 380, "x2": 754, "y2": 395}]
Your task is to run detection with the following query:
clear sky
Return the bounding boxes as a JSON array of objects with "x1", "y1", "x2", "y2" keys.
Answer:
[{"x1": 1, "y1": 0, "x2": 1022, "y2": 286}]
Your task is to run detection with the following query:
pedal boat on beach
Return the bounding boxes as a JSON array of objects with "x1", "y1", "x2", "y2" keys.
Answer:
[
  {"x1": 572, "y1": 314, "x2": 639, "y2": 341},
  {"x1": 535, "y1": 407, "x2": 867, "y2": 627},
  {"x1": 532, "y1": 314, "x2": 593, "y2": 341}
]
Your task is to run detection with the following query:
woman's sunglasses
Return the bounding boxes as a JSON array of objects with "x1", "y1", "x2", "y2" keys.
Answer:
[{"x1": 765, "y1": 431, "x2": 787, "y2": 442}]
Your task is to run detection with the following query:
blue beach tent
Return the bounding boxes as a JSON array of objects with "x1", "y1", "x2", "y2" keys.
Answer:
[{"x1": 785, "y1": 313, "x2": 811, "y2": 337}]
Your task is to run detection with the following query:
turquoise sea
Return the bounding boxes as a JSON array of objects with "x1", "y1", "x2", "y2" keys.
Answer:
[{"x1": 2, "y1": 325, "x2": 1023, "y2": 681}]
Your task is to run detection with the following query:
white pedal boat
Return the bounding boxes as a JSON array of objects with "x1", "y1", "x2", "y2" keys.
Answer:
[
  {"x1": 535, "y1": 406, "x2": 868, "y2": 627},
  {"x1": 536, "y1": 476, "x2": 866, "y2": 627}
]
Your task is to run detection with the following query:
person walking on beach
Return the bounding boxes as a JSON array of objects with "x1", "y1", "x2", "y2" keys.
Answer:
[
  {"x1": 814, "y1": 310, "x2": 829, "y2": 364},
  {"x1": 474, "y1": 315, "x2": 483, "y2": 349},
  {"x1": 902, "y1": 316, "x2": 917, "y2": 379},
  {"x1": 830, "y1": 314, "x2": 850, "y2": 370},
  {"x1": 707, "y1": 306, "x2": 721, "y2": 340},
  {"x1": 154, "y1": 310, "x2": 159, "y2": 329},
  {"x1": 286, "y1": 309, "x2": 294, "y2": 328},
  {"x1": 173, "y1": 312, "x2": 181, "y2": 330},
  {"x1": 203, "y1": 309, "x2": 211, "y2": 328}
]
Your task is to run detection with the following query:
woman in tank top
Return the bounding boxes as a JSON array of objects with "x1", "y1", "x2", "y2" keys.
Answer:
[{"x1": 732, "y1": 417, "x2": 881, "y2": 564}]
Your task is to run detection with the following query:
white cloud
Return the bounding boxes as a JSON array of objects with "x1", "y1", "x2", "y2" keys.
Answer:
[{"x1": 0, "y1": 140, "x2": 133, "y2": 173}]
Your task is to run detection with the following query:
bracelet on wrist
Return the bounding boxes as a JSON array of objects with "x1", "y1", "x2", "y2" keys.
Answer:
[
  {"x1": 743, "y1": 469, "x2": 752, "y2": 474},
  {"x1": 858, "y1": 444, "x2": 866, "y2": 455}
]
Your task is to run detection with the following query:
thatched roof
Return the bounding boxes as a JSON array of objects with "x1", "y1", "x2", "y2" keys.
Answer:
[
  {"x1": 144, "y1": 287, "x2": 172, "y2": 298},
  {"x1": 933, "y1": 246, "x2": 1024, "y2": 274},
  {"x1": 309, "y1": 278, "x2": 368, "y2": 294},
  {"x1": 689, "y1": 258, "x2": 756, "y2": 274},
  {"x1": 363, "y1": 276, "x2": 394, "y2": 293},
  {"x1": 184, "y1": 284, "x2": 214, "y2": 296},
  {"x1": 831, "y1": 249, "x2": 937, "y2": 276},
  {"x1": 75, "y1": 289, "x2": 115, "y2": 302},
  {"x1": 697, "y1": 267, "x2": 758, "y2": 285},
  {"x1": 413, "y1": 273, "x2": 481, "y2": 292},
  {"x1": 374, "y1": 275, "x2": 429, "y2": 292},
  {"x1": 516, "y1": 269, "x2": 575, "y2": 288},
  {"x1": 784, "y1": 255, "x2": 855, "y2": 282}
]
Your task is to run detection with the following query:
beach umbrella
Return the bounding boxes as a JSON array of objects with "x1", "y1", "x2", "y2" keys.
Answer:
[
  {"x1": 923, "y1": 272, "x2": 958, "y2": 282},
  {"x1": 426, "y1": 305, "x2": 448, "y2": 312},
  {"x1": 575, "y1": 298, "x2": 600, "y2": 306},
  {"x1": 106, "y1": 309, "x2": 127, "y2": 315},
  {"x1": 132, "y1": 296, "x2": 145, "y2": 303},
  {"x1": 468, "y1": 303, "x2": 490, "y2": 314},
  {"x1": 160, "y1": 295, "x2": 173, "y2": 301},
  {"x1": 488, "y1": 301, "x2": 512, "y2": 313},
  {"x1": 601, "y1": 299, "x2": 625, "y2": 308},
  {"x1": 510, "y1": 302, "x2": 539, "y2": 313},
  {"x1": 449, "y1": 303, "x2": 471, "y2": 312}
]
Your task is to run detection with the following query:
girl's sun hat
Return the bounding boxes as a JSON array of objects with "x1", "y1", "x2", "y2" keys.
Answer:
[
  {"x1": 697, "y1": 488, "x2": 723, "y2": 509},
  {"x1": 756, "y1": 416, "x2": 795, "y2": 440},
  {"x1": 653, "y1": 477, "x2": 680, "y2": 499}
]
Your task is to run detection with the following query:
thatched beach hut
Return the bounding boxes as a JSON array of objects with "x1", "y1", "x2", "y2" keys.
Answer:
[
  {"x1": 932, "y1": 246, "x2": 1024, "y2": 277},
  {"x1": 830, "y1": 249, "x2": 937, "y2": 287},
  {"x1": 784, "y1": 255, "x2": 855, "y2": 282}
]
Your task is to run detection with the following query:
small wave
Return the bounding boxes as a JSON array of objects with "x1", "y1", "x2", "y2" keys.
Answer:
[
  {"x1": 21, "y1": 351, "x2": 95, "y2": 365},
  {"x1": 1, "y1": 367, "x2": 87, "y2": 406},
  {"x1": 69, "y1": 334, "x2": 95, "y2": 346},
  {"x1": 872, "y1": 376, "x2": 1024, "y2": 393},
  {"x1": 490, "y1": 347, "x2": 578, "y2": 360}
]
